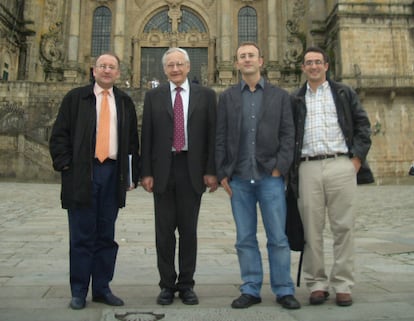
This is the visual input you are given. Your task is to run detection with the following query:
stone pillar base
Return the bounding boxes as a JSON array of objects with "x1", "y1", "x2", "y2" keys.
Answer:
[
  {"x1": 63, "y1": 66, "x2": 85, "y2": 83},
  {"x1": 217, "y1": 61, "x2": 234, "y2": 86},
  {"x1": 265, "y1": 61, "x2": 282, "y2": 85}
]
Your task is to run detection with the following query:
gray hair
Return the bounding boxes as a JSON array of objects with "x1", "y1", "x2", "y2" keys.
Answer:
[{"x1": 162, "y1": 47, "x2": 190, "y2": 66}]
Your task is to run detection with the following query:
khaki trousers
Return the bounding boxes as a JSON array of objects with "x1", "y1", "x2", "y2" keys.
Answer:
[{"x1": 298, "y1": 155, "x2": 357, "y2": 294}]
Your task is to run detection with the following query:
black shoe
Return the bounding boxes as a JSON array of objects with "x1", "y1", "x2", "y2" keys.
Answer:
[
  {"x1": 276, "y1": 295, "x2": 301, "y2": 309},
  {"x1": 69, "y1": 297, "x2": 86, "y2": 310},
  {"x1": 92, "y1": 293, "x2": 124, "y2": 306},
  {"x1": 157, "y1": 288, "x2": 175, "y2": 305},
  {"x1": 179, "y1": 288, "x2": 199, "y2": 305},
  {"x1": 231, "y1": 294, "x2": 261, "y2": 309}
]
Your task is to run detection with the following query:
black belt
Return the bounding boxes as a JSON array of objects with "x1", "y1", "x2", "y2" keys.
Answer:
[
  {"x1": 172, "y1": 151, "x2": 187, "y2": 156},
  {"x1": 300, "y1": 153, "x2": 347, "y2": 162},
  {"x1": 94, "y1": 158, "x2": 116, "y2": 164}
]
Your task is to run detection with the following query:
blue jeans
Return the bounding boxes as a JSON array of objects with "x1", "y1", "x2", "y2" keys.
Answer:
[{"x1": 229, "y1": 175, "x2": 295, "y2": 298}]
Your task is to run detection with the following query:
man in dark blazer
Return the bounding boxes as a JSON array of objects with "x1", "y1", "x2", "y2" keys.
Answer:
[
  {"x1": 215, "y1": 42, "x2": 300, "y2": 310},
  {"x1": 49, "y1": 53, "x2": 140, "y2": 310},
  {"x1": 140, "y1": 47, "x2": 218, "y2": 306}
]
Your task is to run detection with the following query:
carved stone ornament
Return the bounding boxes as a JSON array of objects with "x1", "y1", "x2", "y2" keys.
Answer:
[
  {"x1": 202, "y1": 0, "x2": 214, "y2": 8},
  {"x1": 95, "y1": 0, "x2": 115, "y2": 5},
  {"x1": 135, "y1": 0, "x2": 146, "y2": 7},
  {"x1": 284, "y1": 0, "x2": 305, "y2": 66},
  {"x1": 39, "y1": 22, "x2": 64, "y2": 81},
  {"x1": 40, "y1": 22, "x2": 64, "y2": 65},
  {"x1": 0, "y1": 102, "x2": 26, "y2": 134},
  {"x1": 165, "y1": 0, "x2": 184, "y2": 8},
  {"x1": 45, "y1": 0, "x2": 59, "y2": 22},
  {"x1": 167, "y1": 1, "x2": 183, "y2": 32}
]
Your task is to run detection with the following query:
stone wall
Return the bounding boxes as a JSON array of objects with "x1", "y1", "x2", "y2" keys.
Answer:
[
  {"x1": 1, "y1": 81, "x2": 413, "y2": 183},
  {"x1": 329, "y1": 0, "x2": 414, "y2": 183},
  {"x1": 0, "y1": 81, "x2": 143, "y2": 182},
  {"x1": 0, "y1": 134, "x2": 59, "y2": 182},
  {"x1": 363, "y1": 92, "x2": 414, "y2": 182}
]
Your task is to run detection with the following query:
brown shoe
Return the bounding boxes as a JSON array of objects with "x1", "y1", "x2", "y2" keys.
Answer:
[
  {"x1": 336, "y1": 293, "x2": 352, "y2": 307},
  {"x1": 309, "y1": 290, "x2": 329, "y2": 305}
]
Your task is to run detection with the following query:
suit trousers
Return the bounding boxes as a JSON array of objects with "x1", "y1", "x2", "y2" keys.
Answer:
[
  {"x1": 298, "y1": 155, "x2": 356, "y2": 294},
  {"x1": 68, "y1": 160, "x2": 119, "y2": 298},
  {"x1": 153, "y1": 152, "x2": 202, "y2": 290}
]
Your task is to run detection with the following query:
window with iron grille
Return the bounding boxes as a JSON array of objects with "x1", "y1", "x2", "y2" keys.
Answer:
[
  {"x1": 238, "y1": 6, "x2": 257, "y2": 44},
  {"x1": 178, "y1": 9, "x2": 207, "y2": 33},
  {"x1": 143, "y1": 10, "x2": 171, "y2": 32},
  {"x1": 91, "y1": 6, "x2": 112, "y2": 57}
]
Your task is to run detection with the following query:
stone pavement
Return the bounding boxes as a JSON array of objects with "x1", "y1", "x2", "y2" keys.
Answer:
[{"x1": 0, "y1": 181, "x2": 413, "y2": 321}]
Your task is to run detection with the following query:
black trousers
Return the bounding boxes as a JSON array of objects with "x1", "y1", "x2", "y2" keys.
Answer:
[
  {"x1": 153, "y1": 152, "x2": 202, "y2": 290},
  {"x1": 68, "y1": 161, "x2": 119, "y2": 298}
]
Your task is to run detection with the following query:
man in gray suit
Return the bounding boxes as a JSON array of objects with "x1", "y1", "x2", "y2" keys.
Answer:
[
  {"x1": 215, "y1": 42, "x2": 300, "y2": 310},
  {"x1": 140, "y1": 47, "x2": 218, "y2": 306}
]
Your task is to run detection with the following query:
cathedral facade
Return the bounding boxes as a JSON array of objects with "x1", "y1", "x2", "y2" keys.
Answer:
[{"x1": 0, "y1": 0, "x2": 414, "y2": 182}]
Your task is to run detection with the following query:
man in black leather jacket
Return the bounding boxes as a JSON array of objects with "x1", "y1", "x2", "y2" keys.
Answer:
[{"x1": 289, "y1": 46, "x2": 371, "y2": 307}]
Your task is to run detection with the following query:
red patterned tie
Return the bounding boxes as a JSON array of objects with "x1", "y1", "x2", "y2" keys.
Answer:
[{"x1": 173, "y1": 87, "x2": 185, "y2": 152}]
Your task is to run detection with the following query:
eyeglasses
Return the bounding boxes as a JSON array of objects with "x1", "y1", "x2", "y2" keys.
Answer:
[
  {"x1": 96, "y1": 64, "x2": 117, "y2": 70},
  {"x1": 304, "y1": 60, "x2": 324, "y2": 66},
  {"x1": 165, "y1": 62, "x2": 187, "y2": 69},
  {"x1": 238, "y1": 53, "x2": 259, "y2": 60}
]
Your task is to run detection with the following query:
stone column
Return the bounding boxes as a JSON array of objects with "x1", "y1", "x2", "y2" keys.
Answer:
[
  {"x1": 132, "y1": 37, "x2": 141, "y2": 88},
  {"x1": 114, "y1": 0, "x2": 125, "y2": 61},
  {"x1": 217, "y1": 1, "x2": 233, "y2": 85},
  {"x1": 307, "y1": 0, "x2": 326, "y2": 46},
  {"x1": 267, "y1": 0, "x2": 278, "y2": 62},
  {"x1": 207, "y1": 38, "x2": 216, "y2": 85},
  {"x1": 64, "y1": 0, "x2": 81, "y2": 82},
  {"x1": 266, "y1": 0, "x2": 281, "y2": 83},
  {"x1": 68, "y1": 0, "x2": 80, "y2": 64}
]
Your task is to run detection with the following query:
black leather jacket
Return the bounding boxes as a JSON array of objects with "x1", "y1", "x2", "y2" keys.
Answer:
[{"x1": 289, "y1": 79, "x2": 371, "y2": 197}]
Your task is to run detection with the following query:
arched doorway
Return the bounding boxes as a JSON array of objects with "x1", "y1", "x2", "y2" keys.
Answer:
[{"x1": 132, "y1": 5, "x2": 213, "y2": 88}]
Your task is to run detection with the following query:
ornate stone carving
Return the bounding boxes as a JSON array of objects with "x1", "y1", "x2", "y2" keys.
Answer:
[
  {"x1": 39, "y1": 22, "x2": 64, "y2": 81},
  {"x1": 202, "y1": 0, "x2": 214, "y2": 8},
  {"x1": 165, "y1": 0, "x2": 183, "y2": 8},
  {"x1": 0, "y1": 102, "x2": 26, "y2": 134},
  {"x1": 284, "y1": 0, "x2": 305, "y2": 66},
  {"x1": 45, "y1": 0, "x2": 59, "y2": 23},
  {"x1": 135, "y1": 0, "x2": 146, "y2": 8},
  {"x1": 282, "y1": 0, "x2": 305, "y2": 85},
  {"x1": 141, "y1": 29, "x2": 170, "y2": 43},
  {"x1": 167, "y1": 1, "x2": 183, "y2": 32},
  {"x1": 186, "y1": 28, "x2": 209, "y2": 43},
  {"x1": 95, "y1": 0, "x2": 115, "y2": 4}
]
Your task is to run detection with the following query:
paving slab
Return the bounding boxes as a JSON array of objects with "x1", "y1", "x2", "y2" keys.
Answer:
[{"x1": 0, "y1": 181, "x2": 413, "y2": 321}]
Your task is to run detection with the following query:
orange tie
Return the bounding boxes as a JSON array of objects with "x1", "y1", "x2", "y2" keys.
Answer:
[{"x1": 95, "y1": 90, "x2": 110, "y2": 162}]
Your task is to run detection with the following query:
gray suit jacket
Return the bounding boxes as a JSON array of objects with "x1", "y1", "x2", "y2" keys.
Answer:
[
  {"x1": 215, "y1": 80, "x2": 294, "y2": 182},
  {"x1": 141, "y1": 82, "x2": 217, "y2": 194}
]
